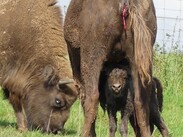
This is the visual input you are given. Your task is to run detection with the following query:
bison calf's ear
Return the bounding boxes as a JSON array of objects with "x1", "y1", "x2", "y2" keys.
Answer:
[{"x1": 43, "y1": 65, "x2": 59, "y2": 87}]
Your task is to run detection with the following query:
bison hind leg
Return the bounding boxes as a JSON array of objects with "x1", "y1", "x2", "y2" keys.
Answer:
[
  {"x1": 129, "y1": 115, "x2": 141, "y2": 137},
  {"x1": 151, "y1": 113, "x2": 169, "y2": 137}
]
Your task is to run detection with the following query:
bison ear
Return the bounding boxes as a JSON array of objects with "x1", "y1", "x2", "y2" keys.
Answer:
[{"x1": 43, "y1": 65, "x2": 58, "y2": 87}]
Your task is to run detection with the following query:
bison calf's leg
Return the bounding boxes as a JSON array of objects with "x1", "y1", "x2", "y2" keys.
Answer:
[
  {"x1": 9, "y1": 92, "x2": 27, "y2": 131},
  {"x1": 120, "y1": 92, "x2": 134, "y2": 137},
  {"x1": 107, "y1": 109, "x2": 117, "y2": 137},
  {"x1": 120, "y1": 115, "x2": 128, "y2": 137}
]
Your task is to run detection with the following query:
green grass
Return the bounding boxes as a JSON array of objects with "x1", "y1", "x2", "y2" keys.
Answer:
[
  {"x1": 0, "y1": 53, "x2": 183, "y2": 137},
  {"x1": 152, "y1": 52, "x2": 183, "y2": 137}
]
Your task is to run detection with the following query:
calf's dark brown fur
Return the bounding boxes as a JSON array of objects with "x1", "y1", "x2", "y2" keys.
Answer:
[{"x1": 99, "y1": 65, "x2": 168, "y2": 137}]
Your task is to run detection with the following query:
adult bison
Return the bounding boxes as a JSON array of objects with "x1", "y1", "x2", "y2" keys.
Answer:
[
  {"x1": 0, "y1": 0, "x2": 77, "y2": 134},
  {"x1": 64, "y1": 0, "x2": 157, "y2": 136}
]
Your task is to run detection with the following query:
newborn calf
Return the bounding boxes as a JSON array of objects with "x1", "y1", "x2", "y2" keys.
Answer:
[{"x1": 99, "y1": 66, "x2": 168, "y2": 137}]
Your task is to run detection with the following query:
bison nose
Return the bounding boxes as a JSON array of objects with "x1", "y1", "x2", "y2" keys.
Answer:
[
  {"x1": 112, "y1": 84, "x2": 122, "y2": 91},
  {"x1": 51, "y1": 127, "x2": 63, "y2": 134},
  {"x1": 52, "y1": 128, "x2": 59, "y2": 134}
]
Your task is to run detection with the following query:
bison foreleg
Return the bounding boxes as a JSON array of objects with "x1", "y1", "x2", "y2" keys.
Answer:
[
  {"x1": 15, "y1": 112, "x2": 27, "y2": 132},
  {"x1": 9, "y1": 93, "x2": 27, "y2": 132},
  {"x1": 90, "y1": 118, "x2": 96, "y2": 137}
]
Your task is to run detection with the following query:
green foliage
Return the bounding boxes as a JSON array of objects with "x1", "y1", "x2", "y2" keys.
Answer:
[
  {"x1": 0, "y1": 52, "x2": 182, "y2": 137},
  {"x1": 153, "y1": 52, "x2": 183, "y2": 137}
]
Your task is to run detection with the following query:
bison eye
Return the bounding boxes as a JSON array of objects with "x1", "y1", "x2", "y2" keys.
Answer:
[
  {"x1": 54, "y1": 98, "x2": 66, "y2": 108},
  {"x1": 55, "y1": 98, "x2": 61, "y2": 105}
]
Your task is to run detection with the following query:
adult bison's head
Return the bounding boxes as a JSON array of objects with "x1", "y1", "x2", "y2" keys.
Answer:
[{"x1": 23, "y1": 65, "x2": 77, "y2": 134}]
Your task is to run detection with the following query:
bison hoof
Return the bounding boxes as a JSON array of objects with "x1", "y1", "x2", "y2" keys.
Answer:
[{"x1": 18, "y1": 127, "x2": 28, "y2": 132}]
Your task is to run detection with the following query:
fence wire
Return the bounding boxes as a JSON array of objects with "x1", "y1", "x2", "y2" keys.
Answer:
[{"x1": 61, "y1": 0, "x2": 183, "y2": 52}]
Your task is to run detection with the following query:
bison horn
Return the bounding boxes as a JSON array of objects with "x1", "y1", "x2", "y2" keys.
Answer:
[{"x1": 59, "y1": 79, "x2": 74, "y2": 85}]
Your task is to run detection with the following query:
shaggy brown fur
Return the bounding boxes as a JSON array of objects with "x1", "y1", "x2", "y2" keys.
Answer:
[
  {"x1": 0, "y1": 0, "x2": 77, "y2": 134},
  {"x1": 64, "y1": 0, "x2": 157, "y2": 136},
  {"x1": 99, "y1": 65, "x2": 168, "y2": 137}
]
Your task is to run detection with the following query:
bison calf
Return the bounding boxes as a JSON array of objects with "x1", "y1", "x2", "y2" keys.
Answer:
[{"x1": 99, "y1": 65, "x2": 168, "y2": 137}]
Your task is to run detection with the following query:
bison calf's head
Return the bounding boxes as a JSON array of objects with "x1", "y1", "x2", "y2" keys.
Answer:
[
  {"x1": 107, "y1": 68, "x2": 128, "y2": 97},
  {"x1": 23, "y1": 65, "x2": 76, "y2": 134}
]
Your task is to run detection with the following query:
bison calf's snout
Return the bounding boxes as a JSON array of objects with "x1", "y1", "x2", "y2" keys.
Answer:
[{"x1": 112, "y1": 83, "x2": 122, "y2": 92}]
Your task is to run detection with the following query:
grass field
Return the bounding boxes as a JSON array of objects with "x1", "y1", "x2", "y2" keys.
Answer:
[{"x1": 0, "y1": 52, "x2": 183, "y2": 137}]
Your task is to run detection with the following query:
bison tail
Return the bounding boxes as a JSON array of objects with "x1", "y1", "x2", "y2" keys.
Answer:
[
  {"x1": 128, "y1": 5, "x2": 153, "y2": 86},
  {"x1": 153, "y1": 77, "x2": 163, "y2": 112}
]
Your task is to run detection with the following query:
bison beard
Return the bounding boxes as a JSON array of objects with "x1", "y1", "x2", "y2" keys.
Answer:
[
  {"x1": 0, "y1": 0, "x2": 77, "y2": 134},
  {"x1": 64, "y1": 0, "x2": 157, "y2": 136}
]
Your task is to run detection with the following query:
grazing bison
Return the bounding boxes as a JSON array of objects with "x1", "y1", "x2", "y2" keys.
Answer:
[
  {"x1": 64, "y1": 0, "x2": 157, "y2": 136},
  {"x1": 0, "y1": 0, "x2": 77, "y2": 134},
  {"x1": 99, "y1": 65, "x2": 168, "y2": 137}
]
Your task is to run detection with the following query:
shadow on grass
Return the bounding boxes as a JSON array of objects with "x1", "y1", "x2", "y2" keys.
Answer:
[{"x1": 0, "y1": 119, "x2": 16, "y2": 128}]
